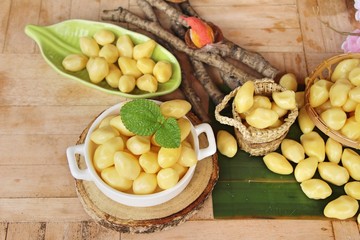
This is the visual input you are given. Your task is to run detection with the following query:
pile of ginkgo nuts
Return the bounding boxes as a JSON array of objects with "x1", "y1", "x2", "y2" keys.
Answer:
[
  {"x1": 62, "y1": 29, "x2": 173, "y2": 93},
  {"x1": 216, "y1": 68, "x2": 360, "y2": 223}
]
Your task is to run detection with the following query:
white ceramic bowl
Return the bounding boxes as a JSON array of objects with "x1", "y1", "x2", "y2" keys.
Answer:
[{"x1": 66, "y1": 101, "x2": 216, "y2": 207}]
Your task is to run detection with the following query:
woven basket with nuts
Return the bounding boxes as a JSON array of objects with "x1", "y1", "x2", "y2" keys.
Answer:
[
  {"x1": 305, "y1": 53, "x2": 360, "y2": 149},
  {"x1": 215, "y1": 78, "x2": 298, "y2": 156}
]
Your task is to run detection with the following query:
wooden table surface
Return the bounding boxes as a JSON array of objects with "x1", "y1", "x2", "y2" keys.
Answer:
[{"x1": 1, "y1": 0, "x2": 360, "y2": 239}]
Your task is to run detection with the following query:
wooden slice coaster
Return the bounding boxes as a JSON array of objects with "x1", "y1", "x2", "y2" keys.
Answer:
[{"x1": 74, "y1": 112, "x2": 219, "y2": 234}]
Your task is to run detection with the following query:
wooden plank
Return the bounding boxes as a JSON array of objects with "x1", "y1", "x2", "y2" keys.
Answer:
[
  {"x1": 121, "y1": 219, "x2": 334, "y2": 240},
  {"x1": 0, "y1": 54, "x2": 126, "y2": 106},
  {"x1": 38, "y1": 0, "x2": 71, "y2": 26},
  {"x1": 0, "y1": 54, "x2": 60, "y2": 79},
  {"x1": 4, "y1": 0, "x2": 42, "y2": 54},
  {"x1": 317, "y1": 0, "x2": 353, "y2": 53},
  {"x1": 193, "y1": 5, "x2": 299, "y2": 29},
  {"x1": 297, "y1": 0, "x2": 326, "y2": 54},
  {"x1": 70, "y1": 0, "x2": 101, "y2": 21},
  {"x1": 80, "y1": 221, "x2": 120, "y2": 239},
  {"x1": 332, "y1": 221, "x2": 360, "y2": 240},
  {"x1": 0, "y1": 197, "x2": 212, "y2": 223},
  {"x1": 0, "y1": 134, "x2": 79, "y2": 165},
  {"x1": 0, "y1": 223, "x2": 7, "y2": 240},
  {"x1": 282, "y1": 52, "x2": 308, "y2": 83},
  {"x1": 44, "y1": 222, "x2": 83, "y2": 240},
  {"x1": 223, "y1": 28, "x2": 303, "y2": 53},
  {"x1": 0, "y1": 198, "x2": 90, "y2": 222},
  {"x1": 190, "y1": 197, "x2": 214, "y2": 220},
  {"x1": 0, "y1": 0, "x2": 11, "y2": 53},
  {"x1": 6, "y1": 222, "x2": 46, "y2": 240},
  {"x1": 0, "y1": 106, "x2": 109, "y2": 135},
  {"x1": 129, "y1": 0, "x2": 297, "y2": 6},
  {"x1": 101, "y1": 0, "x2": 129, "y2": 12},
  {"x1": 36, "y1": 0, "x2": 72, "y2": 54},
  {"x1": 260, "y1": 52, "x2": 287, "y2": 78},
  {"x1": 45, "y1": 221, "x2": 121, "y2": 240},
  {"x1": 304, "y1": 52, "x2": 338, "y2": 76},
  {"x1": 0, "y1": 165, "x2": 76, "y2": 198},
  {"x1": 0, "y1": 75, "x2": 124, "y2": 106}
]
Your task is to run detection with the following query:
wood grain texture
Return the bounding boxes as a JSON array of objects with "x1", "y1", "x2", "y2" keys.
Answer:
[{"x1": 1, "y1": 0, "x2": 360, "y2": 239}]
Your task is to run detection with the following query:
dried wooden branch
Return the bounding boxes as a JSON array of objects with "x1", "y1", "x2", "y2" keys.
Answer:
[
  {"x1": 144, "y1": 0, "x2": 279, "y2": 79},
  {"x1": 136, "y1": 0, "x2": 210, "y2": 122},
  {"x1": 102, "y1": 7, "x2": 254, "y2": 88},
  {"x1": 167, "y1": 2, "x2": 224, "y2": 105},
  {"x1": 179, "y1": 1, "x2": 199, "y2": 17}
]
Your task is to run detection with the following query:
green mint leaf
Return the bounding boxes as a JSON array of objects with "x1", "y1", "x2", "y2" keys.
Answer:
[
  {"x1": 154, "y1": 117, "x2": 181, "y2": 148},
  {"x1": 120, "y1": 99, "x2": 164, "y2": 136}
]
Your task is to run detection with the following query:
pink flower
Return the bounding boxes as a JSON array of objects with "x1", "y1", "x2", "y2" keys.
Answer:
[
  {"x1": 355, "y1": 0, "x2": 360, "y2": 20},
  {"x1": 341, "y1": 29, "x2": 360, "y2": 53}
]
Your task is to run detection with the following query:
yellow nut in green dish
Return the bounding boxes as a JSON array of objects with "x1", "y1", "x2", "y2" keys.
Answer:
[
  {"x1": 136, "y1": 74, "x2": 158, "y2": 93},
  {"x1": 118, "y1": 75, "x2": 136, "y2": 93},
  {"x1": 86, "y1": 57, "x2": 109, "y2": 83},
  {"x1": 62, "y1": 54, "x2": 88, "y2": 72},
  {"x1": 133, "y1": 39, "x2": 157, "y2": 60},
  {"x1": 105, "y1": 64, "x2": 122, "y2": 88},
  {"x1": 116, "y1": 34, "x2": 134, "y2": 58},
  {"x1": 137, "y1": 58, "x2": 156, "y2": 74},
  {"x1": 153, "y1": 60, "x2": 173, "y2": 83},
  {"x1": 99, "y1": 43, "x2": 119, "y2": 64},
  {"x1": 93, "y1": 29, "x2": 115, "y2": 46},
  {"x1": 80, "y1": 36, "x2": 100, "y2": 57},
  {"x1": 25, "y1": 20, "x2": 181, "y2": 98}
]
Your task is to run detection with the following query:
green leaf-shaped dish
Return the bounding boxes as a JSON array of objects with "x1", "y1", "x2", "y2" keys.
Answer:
[{"x1": 24, "y1": 19, "x2": 181, "y2": 98}]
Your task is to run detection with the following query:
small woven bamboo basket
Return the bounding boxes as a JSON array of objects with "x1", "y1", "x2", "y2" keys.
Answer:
[
  {"x1": 215, "y1": 78, "x2": 298, "y2": 156},
  {"x1": 304, "y1": 53, "x2": 360, "y2": 149}
]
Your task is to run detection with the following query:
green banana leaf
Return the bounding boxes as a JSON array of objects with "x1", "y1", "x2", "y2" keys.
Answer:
[
  {"x1": 24, "y1": 19, "x2": 181, "y2": 98},
  {"x1": 211, "y1": 104, "x2": 356, "y2": 219}
]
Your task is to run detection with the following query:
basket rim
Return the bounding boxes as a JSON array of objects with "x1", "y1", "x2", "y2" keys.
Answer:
[
  {"x1": 215, "y1": 78, "x2": 298, "y2": 143},
  {"x1": 304, "y1": 53, "x2": 360, "y2": 149}
]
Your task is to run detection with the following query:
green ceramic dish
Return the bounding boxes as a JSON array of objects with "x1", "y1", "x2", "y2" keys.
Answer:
[{"x1": 24, "y1": 19, "x2": 181, "y2": 98}]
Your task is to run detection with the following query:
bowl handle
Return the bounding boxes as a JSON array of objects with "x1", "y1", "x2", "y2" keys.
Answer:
[
  {"x1": 194, "y1": 123, "x2": 217, "y2": 161},
  {"x1": 66, "y1": 144, "x2": 92, "y2": 181}
]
